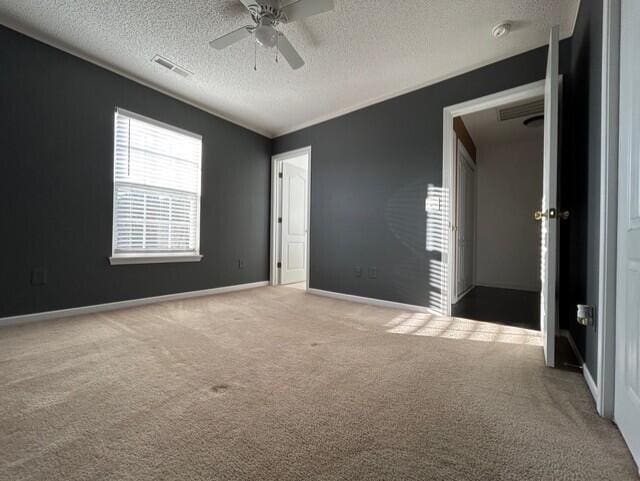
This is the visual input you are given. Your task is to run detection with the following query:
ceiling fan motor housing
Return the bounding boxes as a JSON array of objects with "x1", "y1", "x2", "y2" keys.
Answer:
[
  {"x1": 210, "y1": 0, "x2": 335, "y2": 70},
  {"x1": 249, "y1": 4, "x2": 284, "y2": 26},
  {"x1": 250, "y1": 3, "x2": 284, "y2": 48}
]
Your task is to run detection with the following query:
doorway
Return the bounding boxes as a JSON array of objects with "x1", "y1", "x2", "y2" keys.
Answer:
[
  {"x1": 270, "y1": 147, "x2": 311, "y2": 289},
  {"x1": 441, "y1": 27, "x2": 561, "y2": 368},
  {"x1": 450, "y1": 96, "x2": 545, "y2": 331}
]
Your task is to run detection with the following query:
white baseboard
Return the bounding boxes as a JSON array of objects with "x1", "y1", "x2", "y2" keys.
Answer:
[
  {"x1": 559, "y1": 329, "x2": 585, "y2": 364},
  {"x1": 307, "y1": 288, "x2": 440, "y2": 315},
  {"x1": 0, "y1": 281, "x2": 269, "y2": 328},
  {"x1": 559, "y1": 329, "x2": 600, "y2": 408},
  {"x1": 452, "y1": 285, "x2": 474, "y2": 304},
  {"x1": 583, "y1": 363, "x2": 600, "y2": 408},
  {"x1": 475, "y1": 282, "x2": 540, "y2": 293}
]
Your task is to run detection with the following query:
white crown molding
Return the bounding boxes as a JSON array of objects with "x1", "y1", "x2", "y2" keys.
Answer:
[
  {"x1": 273, "y1": 35, "x2": 573, "y2": 138},
  {"x1": 0, "y1": 19, "x2": 274, "y2": 138},
  {"x1": 3, "y1": 11, "x2": 580, "y2": 141},
  {"x1": 0, "y1": 281, "x2": 268, "y2": 328}
]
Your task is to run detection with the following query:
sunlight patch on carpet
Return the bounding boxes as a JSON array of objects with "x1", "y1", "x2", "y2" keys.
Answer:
[{"x1": 385, "y1": 313, "x2": 542, "y2": 346}]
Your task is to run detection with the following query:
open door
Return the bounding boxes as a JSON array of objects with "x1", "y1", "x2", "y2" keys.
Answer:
[
  {"x1": 280, "y1": 161, "x2": 308, "y2": 285},
  {"x1": 454, "y1": 140, "x2": 475, "y2": 301},
  {"x1": 539, "y1": 26, "x2": 560, "y2": 367},
  {"x1": 615, "y1": 0, "x2": 640, "y2": 467}
]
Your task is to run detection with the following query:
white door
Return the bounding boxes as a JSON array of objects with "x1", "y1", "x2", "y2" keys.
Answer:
[
  {"x1": 615, "y1": 0, "x2": 640, "y2": 467},
  {"x1": 455, "y1": 141, "x2": 475, "y2": 299},
  {"x1": 540, "y1": 26, "x2": 560, "y2": 367},
  {"x1": 280, "y1": 162, "x2": 308, "y2": 285}
]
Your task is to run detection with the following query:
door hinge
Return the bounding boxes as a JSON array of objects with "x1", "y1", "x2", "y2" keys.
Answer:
[
  {"x1": 278, "y1": 172, "x2": 283, "y2": 178},
  {"x1": 277, "y1": 262, "x2": 282, "y2": 268}
]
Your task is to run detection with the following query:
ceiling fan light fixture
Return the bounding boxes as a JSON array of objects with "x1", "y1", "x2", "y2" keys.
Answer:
[
  {"x1": 255, "y1": 22, "x2": 278, "y2": 48},
  {"x1": 209, "y1": 0, "x2": 335, "y2": 69}
]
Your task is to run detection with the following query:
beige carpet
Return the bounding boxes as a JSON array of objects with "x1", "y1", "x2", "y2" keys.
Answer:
[{"x1": 0, "y1": 286, "x2": 636, "y2": 480}]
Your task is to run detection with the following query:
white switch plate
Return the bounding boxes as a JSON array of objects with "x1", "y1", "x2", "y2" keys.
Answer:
[{"x1": 425, "y1": 196, "x2": 441, "y2": 212}]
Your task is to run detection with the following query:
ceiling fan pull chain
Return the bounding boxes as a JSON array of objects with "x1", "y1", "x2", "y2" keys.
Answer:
[
  {"x1": 254, "y1": 30, "x2": 257, "y2": 71},
  {"x1": 276, "y1": 33, "x2": 279, "y2": 63}
]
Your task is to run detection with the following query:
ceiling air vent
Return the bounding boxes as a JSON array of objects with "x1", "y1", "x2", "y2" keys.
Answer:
[
  {"x1": 152, "y1": 55, "x2": 192, "y2": 78},
  {"x1": 498, "y1": 99, "x2": 544, "y2": 122}
]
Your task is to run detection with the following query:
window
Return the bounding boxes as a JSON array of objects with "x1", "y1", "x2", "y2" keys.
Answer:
[{"x1": 110, "y1": 108, "x2": 203, "y2": 265}]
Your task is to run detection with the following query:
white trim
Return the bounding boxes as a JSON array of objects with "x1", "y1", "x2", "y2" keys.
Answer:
[
  {"x1": 115, "y1": 107, "x2": 203, "y2": 139},
  {"x1": 584, "y1": 363, "x2": 601, "y2": 408},
  {"x1": 110, "y1": 109, "x2": 203, "y2": 261},
  {"x1": 273, "y1": 40, "x2": 574, "y2": 138},
  {"x1": 559, "y1": 329, "x2": 602, "y2": 408},
  {"x1": 451, "y1": 140, "x2": 476, "y2": 304},
  {"x1": 308, "y1": 289, "x2": 439, "y2": 314},
  {"x1": 2, "y1": 18, "x2": 580, "y2": 140},
  {"x1": 474, "y1": 282, "x2": 541, "y2": 293},
  {"x1": 442, "y1": 80, "x2": 546, "y2": 316},
  {"x1": 0, "y1": 20, "x2": 272, "y2": 138},
  {"x1": 559, "y1": 328, "x2": 585, "y2": 364},
  {"x1": 270, "y1": 157, "x2": 280, "y2": 285},
  {"x1": 270, "y1": 147, "x2": 311, "y2": 290},
  {"x1": 596, "y1": 0, "x2": 620, "y2": 420},
  {"x1": 453, "y1": 285, "x2": 475, "y2": 303},
  {"x1": 0, "y1": 281, "x2": 268, "y2": 327},
  {"x1": 109, "y1": 254, "x2": 203, "y2": 265}
]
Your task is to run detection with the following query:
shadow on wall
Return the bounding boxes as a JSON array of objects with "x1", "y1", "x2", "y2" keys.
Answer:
[{"x1": 384, "y1": 182, "x2": 448, "y2": 313}]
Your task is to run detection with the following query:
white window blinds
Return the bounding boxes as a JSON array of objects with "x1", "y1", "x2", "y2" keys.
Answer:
[{"x1": 112, "y1": 108, "x2": 202, "y2": 257}]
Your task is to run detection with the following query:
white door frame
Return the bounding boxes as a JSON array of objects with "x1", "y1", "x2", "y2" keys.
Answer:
[
  {"x1": 270, "y1": 146, "x2": 311, "y2": 289},
  {"x1": 452, "y1": 139, "x2": 476, "y2": 304},
  {"x1": 595, "y1": 0, "x2": 621, "y2": 420},
  {"x1": 442, "y1": 79, "x2": 546, "y2": 316}
]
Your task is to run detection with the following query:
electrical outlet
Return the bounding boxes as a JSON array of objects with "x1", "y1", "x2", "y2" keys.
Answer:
[
  {"x1": 368, "y1": 267, "x2": 377, "y2": 279},
  {"x1": 238, "y1": 259, "x2": 244, "y2": 270},
  {"x1": 31, "y1": 268, "x2": 47, "y2": 286},
  {"x1": 354, "y1": 266, "x2": 362, "y2": 277}
]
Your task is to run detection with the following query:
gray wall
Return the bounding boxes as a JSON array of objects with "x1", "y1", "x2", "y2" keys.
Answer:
[
  {"x1": 0, "y1": 25, "x2": 272, "y2": 318},
  {"x1": 273, "y1": 41, "x2": 572, "y2": 312},
  {"x1": 561, "y1": 0, "x2": 602, "y2": 373},
  {"x1": 475, "y1": 138, "x2": 543, "y2": 292},
  {"x1": 2, "y1": 0, "x2": 603, "y2": 377}
]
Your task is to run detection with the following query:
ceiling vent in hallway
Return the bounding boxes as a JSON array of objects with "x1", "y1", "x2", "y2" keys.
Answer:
[
  {"x1": 497, "y1": 98, "x2": 544, "y2": 121},
  {"x1": 151, "y1": 55, "x2": 192, "y2": 78}
]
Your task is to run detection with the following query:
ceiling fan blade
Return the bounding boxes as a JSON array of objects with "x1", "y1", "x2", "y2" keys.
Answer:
[
  {"x1": 277, "y1": 33, "x2": 305, "y2": 69},
  {"x1": 281, "y1": 0, "x2": 334, "y2": 23},
  {"x1": 238, "y1": 0, "x2": 257, "y2": 9},
  {"x1": 210, "y1": 26, "x2": 253, "y2": 50}
]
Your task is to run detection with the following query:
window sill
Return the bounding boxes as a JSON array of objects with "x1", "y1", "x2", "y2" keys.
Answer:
[{"x1": 109, "y1": 254, "x2": 203, "y2": 265}]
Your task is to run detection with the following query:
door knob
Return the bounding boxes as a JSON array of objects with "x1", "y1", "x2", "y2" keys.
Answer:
[{"x1": 535, "y1": 208, "x2": 569, "y2": 221}]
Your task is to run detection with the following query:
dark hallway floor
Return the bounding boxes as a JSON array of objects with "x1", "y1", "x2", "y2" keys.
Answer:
[
  {"x1": 452, "y1": 286, "x2": 540, "y2": 330},
  {"x1": 452, "y1": 286, "x2": 582, "y2": 374}
]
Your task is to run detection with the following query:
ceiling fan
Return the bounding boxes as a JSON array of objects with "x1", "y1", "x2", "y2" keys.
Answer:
[{"x1": 210, "y1": 0, "x2": 334, "y2": 70}]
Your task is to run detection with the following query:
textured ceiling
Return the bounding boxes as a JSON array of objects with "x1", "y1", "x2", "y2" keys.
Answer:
[
  {"x1": 462, "y1": 97, "x2": 545, "y2": 148},
  {"x1": 0, "y1": 0, "x2": 579, "y2": 137}
]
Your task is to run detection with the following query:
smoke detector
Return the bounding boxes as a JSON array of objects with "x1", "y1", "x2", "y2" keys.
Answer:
[{"x1": 492, "y1": 22, "x2": 512, "y2": 39}]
